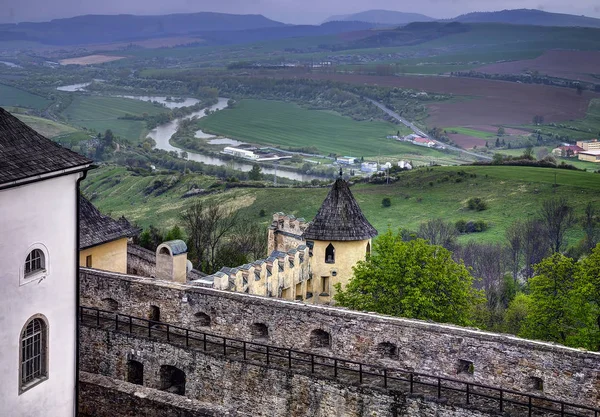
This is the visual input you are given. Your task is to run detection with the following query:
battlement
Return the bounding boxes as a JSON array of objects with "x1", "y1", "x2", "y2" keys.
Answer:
[{"x1": 267, "y1": 212, "x2": 309, "y2": 255}]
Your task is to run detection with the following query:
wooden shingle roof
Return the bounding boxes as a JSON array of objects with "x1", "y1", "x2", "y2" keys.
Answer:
[
  {"x1": 0, "y1": 108, "x2": 91, "y2": 186},
  {"x1": 302, "y1": 178, "x2": 377, "y2": 241},
  {"x1": 79, "y1": 196, "x2": 140, "y2": 249}
]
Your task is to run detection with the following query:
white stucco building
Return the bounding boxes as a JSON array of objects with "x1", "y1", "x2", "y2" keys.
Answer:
[{"x1": 0, "y1": 108, "x2": 92, "y2": 416}]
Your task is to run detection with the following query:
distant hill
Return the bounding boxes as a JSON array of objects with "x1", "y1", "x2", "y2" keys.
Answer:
[
  {"x1": 0, "y1": 12, "x2": 287, "y2": 45},
  {"x1": 324, "y1": 10, "x2": 435, "y2": 25},
  {"x1": 451, "y1": 9, "x2": 600, "y2": 28}
]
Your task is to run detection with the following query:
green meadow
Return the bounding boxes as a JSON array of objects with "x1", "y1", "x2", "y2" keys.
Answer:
[{"x1": 0, "y1": 84, "x2": 51, "y2": 110}]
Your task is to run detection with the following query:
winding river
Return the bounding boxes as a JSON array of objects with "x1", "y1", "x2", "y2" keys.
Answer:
[{"x1": 146, "y1": 97, "x2": 321, "y2": 182}]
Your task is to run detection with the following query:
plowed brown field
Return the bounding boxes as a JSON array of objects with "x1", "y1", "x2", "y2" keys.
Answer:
[
  {"x1": 475, "y1": 50, "x2": 600, "y2": 84},
  {"x1": 270, "y1": 73, "x2": 598, "y2": 127}
]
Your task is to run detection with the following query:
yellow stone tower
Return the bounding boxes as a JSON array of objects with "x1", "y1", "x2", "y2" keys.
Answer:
[{"x1": 302, "y1": 178, "x2": 378, "y2": 304}]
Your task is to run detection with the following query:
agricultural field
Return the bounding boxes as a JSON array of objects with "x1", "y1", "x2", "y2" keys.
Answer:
[
  {"x1": 196, "y1": 99, "x2": 463, "y2": 163},
  {"x1": 84, "y1": 165, "x2": 600, "y2": 246},
  {"x1": 61, "y1": 96, "x2": 167, "y2": 142},
  {"x1": 15, "y1": 114, "x2": 78, "y2": 138},
  {"x1": 59, "y1": 54, "x2": 125, "y2": 65},
  {"x1": 0, "y1": 84, "x2": 51, "y2": 110},
  {"x1": 273, "y1": 73, "x2": 598, "y2": 128}
]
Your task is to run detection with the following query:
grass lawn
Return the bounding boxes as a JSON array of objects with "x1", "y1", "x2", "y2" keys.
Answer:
[
  {"x1": 445, "y1": 127, "x2": 497, "y2": 140},
  {"x1": 84, "y1": 165, "x2": 600, "y2": 247},
  {"x1": 15, "y1": 114, "x2": 78, "y2": 138},
  {"x1": 0, "y1": 84, "x2": 51, "y2": 110},
  {"x1": 61, "y1": 96, "x2": 167, "y2": 143},
  {"x1": 197, "y1": 99, "x2": 463, "y2": 163}
]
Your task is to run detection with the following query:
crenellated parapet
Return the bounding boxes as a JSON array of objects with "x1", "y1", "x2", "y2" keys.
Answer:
[{"x1": 197, "y1": 246, "x2": 312, "y2": 301}]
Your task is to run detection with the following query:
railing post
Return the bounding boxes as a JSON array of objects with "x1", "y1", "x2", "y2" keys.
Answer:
[
  {"x1": 359, "y1": 363, "x2": 363, "y2": 385},
  {"x1": 96, "y1": 309, "x2": 100, "y2": 327},
  {"x1": 383, "y1": 369, "x2": 387, "y2": 388},
  {"x1": 334, "y1": 359, "x2": 338, "y2": 378},
  {"x1": 115, "y1": 313, "x2": 119, "y2": 331},
  {"x1": 148, "y1": 320, "x2": 152, "y2": 338},
  {"x1": 560, "y1": 402, "x2": 564, "y2": 417},
  {"x1": 410, "y1": 373, "x2": 414, "y2": 393},
  {"x1": 466, "y1": 383, "x2": 470, "y2": 405},
  {"x1": 499, "y1": 390, "x2": 503, "y2": 412},
  {"x1": 266, "y1": 346, "x2": 270, "y2": 366},
  {"x1": 311, "y1": 355, "x2": 314, "y2": 373},
  {"x1": 129, "y1": 316, "x2": 132, "y2": 334},
  {"x1": 203, "y1": 333, "x2": 207, "y2": 351},
  {"x1": 223, "y1": 338, "x2": 227, "y2": 356},
  {"x1": 166, "y1": 324, "x2": 170, "y2": 342},
  {"x1": 288, "y1": 349, "x2": 292, "y2": 369},
  {"x1": 243, "y1": 342, "x2": 247, "y2": 360},
  {"x1": 437, "y1": 377, "x2": 441, "y2": 398},
  {"x1": 186, "y1": 329, "x2": 189, "y2": 347},
  {"x1": 528, "y1": 396, "x2": 532, "y2": 417}
]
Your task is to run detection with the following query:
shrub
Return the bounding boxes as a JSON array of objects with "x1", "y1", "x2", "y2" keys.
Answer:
[
  {"x1": 259, "y1": 209, "x2": 266, "y2": 217},
  {"x1": 467, "y1": 197, "x2": 488, "y2": 211},
  {"x1": 455, "y1": 220, "x2": 467, "y2": 233},
  {"x1": 382, "y1": 197, "x2": 391, "y2": 207}
]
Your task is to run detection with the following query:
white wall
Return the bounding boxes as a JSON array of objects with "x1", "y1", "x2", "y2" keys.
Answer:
[{"x1": 0, "y1": 173, "x2": 82, "y2": 417}]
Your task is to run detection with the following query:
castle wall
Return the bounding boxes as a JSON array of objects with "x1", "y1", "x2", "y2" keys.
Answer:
[
  {"x1": 79, "y1": 327, "x2": 497, "y2": 417},
  {"x1": 267, "y1": 213, "x2": 307, "y2": 254},
  {"x1": 80, "y1": 269, "x2": 600, "y2": 408}
]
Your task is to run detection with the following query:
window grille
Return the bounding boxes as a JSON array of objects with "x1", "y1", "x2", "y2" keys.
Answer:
[
  {"x1": 25, "y1": 250, "x2": 45, "y2": 275},
  {"x1": 21, "y1": 318, "x2": 47, "y2": 390}
]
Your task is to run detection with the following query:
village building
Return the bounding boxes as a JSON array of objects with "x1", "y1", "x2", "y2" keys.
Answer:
[
  {"x1": 360, "y1": 161, "x2": 378, "y2": 173},
  {"x1": 336, "y1": 156, "x2": 357, "y2": 165},
  {"x1": 79, "y1": 196, "x2": 139, "y2": 274},
  {"x1": 552, "y1": 145, "x2": 583, "y2": 158},
  {"x1": 0, "y1": 108, "x2": 92, "y2": 416},
  {"x1": 578, "y1": 149, "x2": 600, "y2": 163},
  {"x1": 576, "y1": 139, "x2": 600, "y2": 151}
]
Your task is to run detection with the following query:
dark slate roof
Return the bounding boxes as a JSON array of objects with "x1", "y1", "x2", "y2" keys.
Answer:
[
  {"x1": 159, "y1": 240, "x2": 188, "y2": 255},
  {"x1": 302, "y1": 178, "x2": 378, "y2": 241},
  {"x1": 0, "y1": 108, "x2": 91, "y2": 185},
  {"x1": 79, "y1": 196, "x2": 139, "y2": 249}
]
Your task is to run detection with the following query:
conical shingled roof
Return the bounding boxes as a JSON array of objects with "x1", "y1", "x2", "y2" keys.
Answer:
[{"x1": 302, "y1": 178, "x2": 377, "y2": 241}]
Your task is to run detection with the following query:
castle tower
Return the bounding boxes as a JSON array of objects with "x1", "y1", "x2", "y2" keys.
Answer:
[{"x1": 302, "y1": 178, "x2": 377, "y2": 304}]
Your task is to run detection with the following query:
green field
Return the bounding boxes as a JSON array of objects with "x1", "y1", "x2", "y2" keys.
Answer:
[
  {"x1": 445, "y1": 127, "x2": 498, "y2": 140},
  {"x1": 0, "y1": 84, "x2": 51, "y2": 110},
  {"x1": 61, "y1": 96, "x2": 167, "y2": 142},
  {"x1": 84, "y1": 165, "x2": 600, "y2": 246},
  {"x1": 15, "y1": 114, "x2": 78, "y2": 138},
  {"x1": 197, "y1": 99, "x2": 464, "y2": 163}
]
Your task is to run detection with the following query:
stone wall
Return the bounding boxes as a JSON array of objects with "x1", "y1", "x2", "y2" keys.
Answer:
[
  {"x1": 79, "y1": 269, "x2": 600, "y2": 408},
  {"x1": 267, "y1": 213, "x2": 307, "y2": 254},
  {"x1": 127, "y1": 244, "x2": 205, "y2": 282},
  {"x1": 80, "y1": 327, "x2": 497, "y2": 417}
]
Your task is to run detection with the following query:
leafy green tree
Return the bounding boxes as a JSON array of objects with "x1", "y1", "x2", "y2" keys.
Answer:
[
  {"x1": 248, "y1": 164, "x2": 262, "y2": 181},
  {"x1": 504, "y1": 293, "x2": 530, "y2": 335},
  {"x1": 571, "y1": 245, "x2": 600, "y2": 350},
  {"x1": 521, "y1": 253, "x2": 580, "y2": 344},
  {"x1": 381, "y1": 197, "x2": 391, "y2": 207},
  {"x1": 165, "y1": 225, "x2": 184, "y2": 241},
  {"x1": 334, "y1": 230, "x2": 484, "y2": 326},
  {"x1": 497, "y1": 127, "x2": 505, "y2": 136}
]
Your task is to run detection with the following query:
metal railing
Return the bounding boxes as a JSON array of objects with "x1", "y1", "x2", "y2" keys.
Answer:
[{"x1": 80, "y1": 306, "x2": 600, "y2": 417}]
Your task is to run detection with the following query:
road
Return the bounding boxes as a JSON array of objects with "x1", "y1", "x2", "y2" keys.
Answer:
[{"x1": 367, "y1": 99, "x2": 492, "y2": 161}]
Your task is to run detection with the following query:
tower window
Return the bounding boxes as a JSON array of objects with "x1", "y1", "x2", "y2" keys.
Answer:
[
  {"x1": 310, "y1": 329, "x2": 331, "y2": 349},
  {"x1": 20, "y1": 316, "x2": 48, "y2": 393},
  {"x1": 325, "y1": 243, "x2": 335, "y2": 264},
  {"x1": 86, "y1": 255, "x2": 93, "y2": 268},
  {"x1": 366, "y1": 242, "x2": 371, "y2": 256},
  {"x1": 25, "y1": 249, "x2": 45, "y2": 276},
  {"x1": 127, "y1": 360, "x2": 144, "y2": 385},
  {"x1": 159, "y1": 365, "x2": 186, "y2": 395}
]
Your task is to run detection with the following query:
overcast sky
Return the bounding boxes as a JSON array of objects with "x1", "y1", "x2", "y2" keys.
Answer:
[{"x1": 2, "y1": 0, "x2": 600, "y2": 24}]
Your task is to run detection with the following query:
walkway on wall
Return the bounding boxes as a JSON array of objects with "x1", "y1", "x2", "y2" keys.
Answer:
[{"x1": 80, "y1": 306, "x2": 599, "y2": 417}]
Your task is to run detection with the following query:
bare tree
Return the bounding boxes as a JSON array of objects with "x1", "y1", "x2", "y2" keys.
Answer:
[
  {"x1": 181, "y1": 200, "x2": 239, "y2": 273},
  {"x1": 229, "y1": 220, "x2": 268, "y2": 262},
  {"x1": 505, "y1": 222, "x2": 523, "y2": 283},
  {"x1": 522, "y1": 219, "x2": 550, "y2": 279},
  {"x1": 582, "y1": 202, "x2": 600, "y2": 252},
  {"x1": 417, "y1": 219, "x2": 457, "y2": 250},
  {"x1": 539, "y1": 198, "x2": 576, "y2": 253}
]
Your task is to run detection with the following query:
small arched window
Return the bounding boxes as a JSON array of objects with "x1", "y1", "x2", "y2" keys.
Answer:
[
  {"x1": 366, "y1": 242, "x2": 371, "y2": 256},
  {"x1": 325, "y1": 243, "x2": 335, "y2": 264},
  {"x1": 25, "y1": 249, "x2": 45, "y2": 276},
  {"x1": 20, "y1": 316, "x2": 48, "y2": 393}
]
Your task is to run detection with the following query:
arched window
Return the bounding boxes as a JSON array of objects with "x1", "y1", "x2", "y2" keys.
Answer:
[
  {"x1": 194, "y1": 312, "x2": 211, "y2": 327},
  {"x1": 149, "y1": 306, "x2": 160, "y2": 323},
  {"x1": 25, "y1": 249, "x2": 45, "y2": 276},
  {"x1": 310, "y1": 329, "x2": 331, "y2": 349},
  {"x1": 376, "y1": 342, "x2": 398, "y2": 359},
  {"x1": 251, "y1": 323, "x2": 269, "y2": 340},
  {"x1": 102, "y1": 298, "x2": 119, "y2": 312},
  {"x1": 160, "y1": 365, "x2": 186, "y2": 395},
  {"x1": 325, "y1": 243, "x2": 335, "y2": 264},
  {"x1": 20, "y1": 316, "x2": 48, "y2": 393},
  {"x1": 159, "y1": 247, "x2": 170, "y2": 255},
  {"x1": 366, "y1": 242, "x2": 371, "y2": 256},
  {"x1": 127, "y1": 360, "x2": 144, "y2": 385}
]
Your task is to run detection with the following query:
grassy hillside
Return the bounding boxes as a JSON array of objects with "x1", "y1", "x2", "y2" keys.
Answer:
[
  {"x1": 197, "y1": 99, "x2": 463, "y2": 164},
  {"x1": 0, "y1": 84, "x2": 51, "y2": 110},
  {"x1": 84, "y1": 165, "x2": 600, "y2": 246},
  {"x1": 15, "y1": 114, "x2": 78, "y2": 138},
  {"x1": 61, "y1": 96, "x2": 166, "y2": 142}
]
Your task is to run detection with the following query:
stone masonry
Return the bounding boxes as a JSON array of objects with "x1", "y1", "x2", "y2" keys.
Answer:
[{"x1": 80, "y1": 268, "x2": 600, "y2": 409}]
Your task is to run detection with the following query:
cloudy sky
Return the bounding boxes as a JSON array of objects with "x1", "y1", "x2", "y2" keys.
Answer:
[{"x1": 2, "y1": 0, "x2": 599, "y2": 24}]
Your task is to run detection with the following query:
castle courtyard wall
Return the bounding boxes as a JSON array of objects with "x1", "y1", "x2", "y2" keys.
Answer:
[{"x1": 79, "y1": 268, "x2": 600, "y2": 409}]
